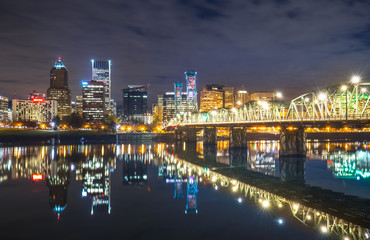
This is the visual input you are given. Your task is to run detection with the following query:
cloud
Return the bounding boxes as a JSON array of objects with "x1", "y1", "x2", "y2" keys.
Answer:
[{"x1": 0, "y1": 0, "x2": 369, "y2": 104}]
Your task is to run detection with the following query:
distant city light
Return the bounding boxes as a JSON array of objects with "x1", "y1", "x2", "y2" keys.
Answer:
[
  {"x1": 341, "y1": 85, "x2": 347, "y2": 91},
  {"x1": 318, "y1": 92, "x2": 326, "y2": 101},
  {"x1": 276, "y1": 92, "x2": 283, "y2": 99},
  {"x1": 277, "y1": 218, "x2": 284, "y2": 225},
  {"x1": 31, "y1": 173, "x2": 43, "y2": 181},
  {"x1": 238, "y1": 198, "x2": 242, "y2": 203}
]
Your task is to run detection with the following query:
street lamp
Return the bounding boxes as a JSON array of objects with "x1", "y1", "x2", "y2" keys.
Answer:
[{"x1": 351, "y1": 75, "x2": 360, "y2": 84}]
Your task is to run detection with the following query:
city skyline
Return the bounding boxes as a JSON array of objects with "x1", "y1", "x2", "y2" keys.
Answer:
[{"x1": 1, "y1": 0, "x2": 370, "y2": 105}]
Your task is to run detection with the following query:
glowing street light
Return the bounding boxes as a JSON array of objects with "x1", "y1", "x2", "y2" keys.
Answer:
[
  {"x1": 341, "y1": 85, "x2": 347, "y2": 91},
  {"x1": 262, "y1": 200, "x2": 270, "y2": 208},
  {"x1": 361, "y1": 87, "x2": 367, "y2": 93},
  {"x1": 320, "y1": 226, "x2": 328, "y2": 233},
  {"x1": 351, "y1": 75, "x2": 360, "y2": 84}
]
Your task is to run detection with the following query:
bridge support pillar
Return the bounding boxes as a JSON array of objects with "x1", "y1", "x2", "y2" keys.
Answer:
[
  {"x1": 279, "y1": 127, "x2": 306, "y2": 157},
  {"x1": 184, "y1": 128, "x2": 197, "y2": 142},
  {"x1": 203, "y1": 127, "x2": 217, "y2": 145},
  {"x1": 174, "y1": 129, "x2": 183, "y2": 141},
  {"x1": 229, "y1": 127, "x2": 247, "y2": 148}
]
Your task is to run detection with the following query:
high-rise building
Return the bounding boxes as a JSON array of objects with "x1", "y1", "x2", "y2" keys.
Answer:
[
  {"x1": 75, "y1": 95, "x2": 83, "y2": 116},
  {"x1": 223, "y1": 86, "x2": 234, "y2": 108},
  {"x1": 199, "y1": 84, "x2": 234, "y2": 112},
  {"x1": 110, "y1": 99, "x2": 117, "y2": 116},
  {"x1": 91, "y1": 60, "x2": 111, "y2": 113},
  {"x1": 47, "y1": 57, "x2": 72, "y2": 119},
  {"x1": 82, "y1": 80, "x2": 105, "y2": 122},
  {"x1": 122, "y1": 85, "x2": 148, "y2": 118},
  {"x1": 174, "y1": 82, "x2": 183, "y2": 115},
  {"x1": 235, "y1": 88, "x2": 250, "y2": 106},
  {"x1": 160, "y1": 92, "x2": 187, "y2": 123},
  {"x1": 185, "y1": 71, "x2": 198, "y2": 112},
  {"x1": 12, "y1": 97, "x2": 57, "y2": 123},
  {"x1": 0, "y1": 96, "x2": 9, "y2": 122}
]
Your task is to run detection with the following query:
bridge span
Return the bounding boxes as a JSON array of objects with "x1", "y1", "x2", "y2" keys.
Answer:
[{"x1": 164, "y1": 81, "x2": 370, "y2": 156}]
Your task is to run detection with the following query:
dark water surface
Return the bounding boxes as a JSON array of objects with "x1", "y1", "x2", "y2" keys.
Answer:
[{"x1": 0, "y1": 141, "x2": 369, "y2": 240}]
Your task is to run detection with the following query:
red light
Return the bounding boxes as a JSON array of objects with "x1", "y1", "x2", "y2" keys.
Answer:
[
  {"x1": 32, "y1": 97, "x2": 45, "y2": 103},
  {"x1": 32, "y1": 173, "x2": 43, "y2": 181},
  {"x1": 58, "y1": 56, "x2": 61, "y2": 60}
]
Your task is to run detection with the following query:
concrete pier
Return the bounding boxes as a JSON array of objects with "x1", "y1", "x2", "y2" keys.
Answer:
[
  {"x1": 203, "y1": 127, "x2": 217, "y2": 145},
  {"x1": 279, "y1": 127, "x2": 306, "y2": 157},
  {"x1": 229, "y1": 127, "x2": 247, "y2": 148},
  {"x1": 183, "y1": 128, "x2": 197, "y2": 142}
]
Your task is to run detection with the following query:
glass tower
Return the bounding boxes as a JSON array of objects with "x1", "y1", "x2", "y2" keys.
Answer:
[{"x1": 91, "y1": 59, "x2": 112, "y2": 113}]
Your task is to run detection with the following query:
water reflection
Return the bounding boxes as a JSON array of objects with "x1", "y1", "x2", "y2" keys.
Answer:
[{"x1": 0, "y1": 142, "x2": 369, "y2": 240}]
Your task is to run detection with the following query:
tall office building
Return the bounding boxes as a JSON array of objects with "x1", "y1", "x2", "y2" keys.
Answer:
[
  {"x1": 91, "y1": 60, "x2": 111, "y2": 113},
  {"x1": 122, "y1": 85, "x2": 148, "y2": 118},
  {"x1": 47, "y1": 57, "x2": 72, "y2": 119},
  {"x1": 75, "y1": 95, "x2": 83, "y2": 116},
  {"x1": 223, "y1": 86, "x2": 234, "y2": 108},
  {"x1": 159, "y1": 92, "x2": 188, "y2": 123},
  {"x1": 185, "y1": 71, "x2": 198, "y2": 112},
  {"x1": 199, "y1": 84, "x2": 234, "y2": 112},
  {"x1": 0, "y1": 96, "x2": 9, "y2": 122},
  {"x1": 235, "y1": 88, "x2": 250, "y2": 106},
  {"x1": 82, "y1": 80, "x2": 105, "y2": 122}
]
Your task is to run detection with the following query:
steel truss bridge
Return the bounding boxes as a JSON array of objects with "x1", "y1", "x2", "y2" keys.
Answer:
[
  {"x1": 159, "y1": 150, "x2": 370, "y2": 240},
  {"x1": 166, "y1": 82, "x2": 370, "y2": 128}
]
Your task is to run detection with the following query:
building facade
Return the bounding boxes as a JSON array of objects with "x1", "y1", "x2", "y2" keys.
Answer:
[
  {"x1": 82, "y1": 80, "x2": 105, "y2": 122},
  {"x1": 199, "y1": 84, "x2": 234, "y2": 112},
  {"x1": 122, "y1": 85, "x2": 148, "y2": 118},
  {"x1": 250, "y1": 92, "x2": 275, "y2": 102},
  {"x1": 91, "y1": 60, "x2": 111, "y2": 113},
  {"x1": 0, "y1": 96, "x2": 9, "y2": 122},
  {"x1": 235, "y1": 89, "x2": 250, "y2": 106},
  {"x1": 185, "y1": 71, "x2": 198, "y2": 112},
  {"x1": 75, "y1": 95, "x2": 83, "y2": 116},
  {"x1": 158, "y1": 92, "x2": 188, "y2": 123},
  {"x1": 12, "y1": 97, "x2": 57, "y2": 123},
  {"x1": 47, "y1": 57, "x2": 72, "y2": 119}
]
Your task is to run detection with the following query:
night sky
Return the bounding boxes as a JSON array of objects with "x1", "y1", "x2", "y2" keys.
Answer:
[{"x1": 1, "y1": 0, "x2": 369, "y2": 106}]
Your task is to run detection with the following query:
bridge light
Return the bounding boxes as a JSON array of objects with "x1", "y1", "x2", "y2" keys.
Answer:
[
  {"x1": 276, "y1": 92, "x2": 283, "y2": 99},
  {"x1": 341, "y1": 85, "x2": 347, "y2": 91},
  {"x1": 238, "y1": 198, "x2": 242, "y2": 203},
  {"x1": 318, "y1": 92, "x2": 326, "y2": 101},
  {"x1": 320, "y1": 226, "x2": 328, "y2": 233},
  {"x1": 293, "y1": 204, "x2": 299, "y2": 210},
  {"x1": 306, "y1": 215, "x2": 311, "y2": 220},
  {"x1": 305, "y1": 97, "x2": 310, "y2": 102},
  {"x1": 262, "y1": 200, "x2": 270, "y2": 208},
  {"x1": 361, "y1": 87, "x2": 367, "y2": 93},
  {"x1": 351, "y1": 75, "x2": 360, "y2": 84},
  {"x1": 211, "y1": 111, "x2": 217, "y2": 116},
  {"x1": 232, "y1": 108, "x2": 237, "y2": 113}
]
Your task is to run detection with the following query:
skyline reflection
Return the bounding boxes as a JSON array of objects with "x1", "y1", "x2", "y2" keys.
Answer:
[{"x1": 0, "y1": 141, "x2": 369, "y2": 239}]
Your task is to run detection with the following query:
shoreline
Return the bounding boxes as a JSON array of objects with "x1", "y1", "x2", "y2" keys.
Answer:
[{"x1": 0, "y1": 129, "x2": 369, "y2": 146}]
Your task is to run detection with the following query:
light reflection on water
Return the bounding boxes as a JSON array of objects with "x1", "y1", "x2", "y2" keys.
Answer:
[{"x1": 0, "y1": 141, "x2": 369, "y2": 240}]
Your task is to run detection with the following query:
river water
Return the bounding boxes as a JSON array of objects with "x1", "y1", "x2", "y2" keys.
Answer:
[{"x1": 0, "y1": 140, "x2": 369, "y2": 240}]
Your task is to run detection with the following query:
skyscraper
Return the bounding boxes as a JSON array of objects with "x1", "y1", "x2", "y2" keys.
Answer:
[
  {"x1": 91, "y1": 60, "x2": 111, "y2": 113},
  {"x1": 185, "y1": 71, "x2": 198, "y2": 112},
  {"x1": 122, "y1": 85, "x2": 148, "y2": 118},
  {"x1": 82, "y1": 80, "x2": 105, "y2": 122},
  {"x1": 199, "y1": 84, "x2": 234, "y2": 112},
  {"x1": 47, "y1": 57, "x2": 72, "y2": 118}
]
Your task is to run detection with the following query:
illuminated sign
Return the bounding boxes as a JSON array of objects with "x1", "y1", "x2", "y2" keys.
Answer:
[
  {"x1": 32, "y1": 173, "x2": 43, "y2": 181},
  {"x1": 32, "y1": 97, "x2": 44, "y2": 103}
]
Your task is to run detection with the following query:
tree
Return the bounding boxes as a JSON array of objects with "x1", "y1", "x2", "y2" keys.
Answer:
[
  {"x1": 104, "y1": 114, "x2": 119, "y2": 132},
  {"x1": 63, "y1": 113, "x2": 85, "y2": 129},
  {"x1": 52, "y1": 115, "x2": 61, "y2": 129}
]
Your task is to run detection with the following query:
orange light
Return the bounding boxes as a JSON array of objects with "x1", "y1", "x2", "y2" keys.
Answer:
[{"x1": 32, "y1": 173, "x2": 43, "y2": 181}]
